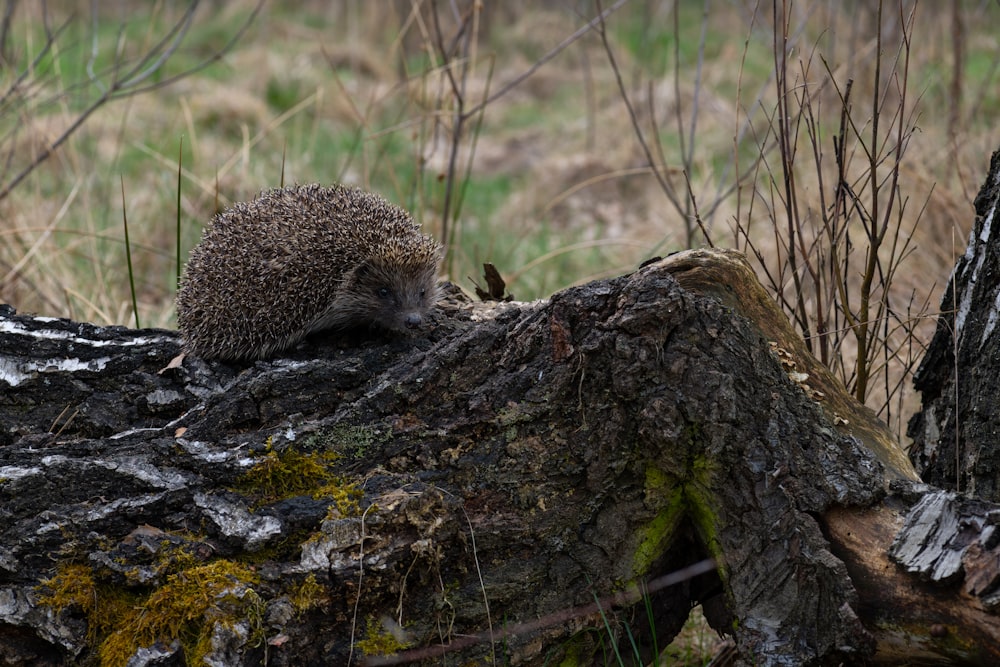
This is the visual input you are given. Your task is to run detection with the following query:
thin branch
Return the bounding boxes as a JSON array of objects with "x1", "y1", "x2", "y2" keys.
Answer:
[
  {"x1": 0, "y1": 0, "x2": 263, "y2": 203},
  {"x1": 596, "y1": 0, "x2": 712, "y2": 247},
  {"x1": 362, "y1": 559, "x2": 717, "y2": 666},
  {"x1": 0, "y1": 12, "x2": 73, "y2": 108},
  {"x1": 463, "y1": 0, "x2": 629, "y2": 118}
]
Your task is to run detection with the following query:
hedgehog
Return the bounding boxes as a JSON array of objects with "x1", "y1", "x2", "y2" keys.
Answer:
[{"x1": 176, "y1": 183, "x2": 442, "y2": 361}]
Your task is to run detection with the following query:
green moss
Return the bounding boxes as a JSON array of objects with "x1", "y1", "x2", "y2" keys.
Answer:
[
  {"x1": 233, "y1": 440, "x2": 336, "y2": 500},
  {"x1": 355, "y1": 615, "x2": 412, "y2": 657},
  {"x1": 633, "y1": 498, "x2": 686, "y2": 577},
  {"x1": 644, "y1": 465, "x2": 671, "y2": 495},
  {"x1": 318, "y1": 483, "x2": 363, "y2": 517},
  {"x1": 553, "y1": 634, "x2": 589, "y2": 666},
  {"x1": 36, "y1": 563, "x2": 98, "y2": 618},
  {"x1": 98, "y1": 560, "x2": 264, "y2": 667},
  {"x1": 632, "y1": 467, "x2": 686, "y2": 576},
  {"x1": 682, "y1": 459, "x2": 725, "y2": 569},
  {"x1": 125, "y1": 538, "x2": 203, "y2": 585},
  {"x1": 39, "y1": 564, "x2": 143, "y2": 648},
  {"x1": 288, "y1": 573, "x2": 327, "y2": 613},
  {"x1": 633, "y1": 445, "x2": 724, "y2": 580},
  {"x1": 240, "y1": 525, "x2": 323, "y2": 565},
  {"x1": 39, "y1": 564, "x2": 150, "y2": 651},
  {"x1": 232, "y1": 438, "x2": 362, "y2": 514},
  {"x1": 37, "y1": 559, "x2": 265, "y2": 667},
  {"x1": 557, "y1": 650, "x2": 583, "y2": 666}
]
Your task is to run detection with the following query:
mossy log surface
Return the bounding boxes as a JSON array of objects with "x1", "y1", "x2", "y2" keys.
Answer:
[{"x1": 1, "y1": 246, "x2": 999, "y2": 665}]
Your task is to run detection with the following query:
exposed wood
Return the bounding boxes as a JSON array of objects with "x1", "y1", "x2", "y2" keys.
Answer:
[{"x1": 826, "y1": 486, "x2": 1000, "y2": 665}]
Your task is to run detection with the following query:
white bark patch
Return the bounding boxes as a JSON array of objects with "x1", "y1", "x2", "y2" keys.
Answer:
[
  {"x1": 0, "y1": 465, "x2": 41, "y2": 481},
  {"x1": 0, "y1": 318, "x2": 172, "y2": 346},
  {"x1": 298, "y1": 517, "x2": 364, "y2": 571},
  {"x1": 91, "y1": 457, "x2": 189, "y2": 490},
  {"x1": 194, "y1": 492, "x2": 282, "y2": 549},
  {"x1": 0, "y1": 318, "x2": 175, "y2": 386},
  {"x1": 0, "y1": 356, "x2": 111, "y2": 387},
  {"x1": 177, "y1": 438, "x2": 255, "y2": 466},
  {"x1": 955, "y1": 165, "x2": 1000, "y2": 346},
  {"x1": 889, "y1": 491, "x2": 966, "y2": 583}
]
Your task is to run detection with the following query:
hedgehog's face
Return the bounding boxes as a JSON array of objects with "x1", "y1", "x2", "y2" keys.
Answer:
[{"x1": 345, "y1": 259, "x2": 440, "y2": 332}]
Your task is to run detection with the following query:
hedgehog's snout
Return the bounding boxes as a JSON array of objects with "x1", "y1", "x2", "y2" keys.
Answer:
[{"x1": 404, "y1": 312, "x2": 423, "y2": 329}]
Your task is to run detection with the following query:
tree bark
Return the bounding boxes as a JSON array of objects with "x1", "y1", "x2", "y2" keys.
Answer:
[
  {"x1": 909, "y1": 148, "x2": 1000, "y2": 500},
  {"x1": 1, "y1": 244, "x2": 998, "y2": 665}
]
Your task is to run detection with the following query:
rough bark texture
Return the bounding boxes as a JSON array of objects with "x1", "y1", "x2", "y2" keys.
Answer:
[
  {"x1": 909, "y1": 148, "x2": 1000, "y2": 499},
  {"x1": 1, "y1": 247, "x2": 998, "y2": 666}
]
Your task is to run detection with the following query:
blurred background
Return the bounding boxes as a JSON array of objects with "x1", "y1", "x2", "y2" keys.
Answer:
[{"x1": 1, "y1": 0, "x2": 997, "y2": 441}]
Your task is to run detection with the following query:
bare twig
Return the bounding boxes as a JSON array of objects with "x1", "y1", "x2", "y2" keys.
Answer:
[
  {"x1": 0, "y1": 0, "x2": 263, "y2": 203},
  {"x1": 595, "y1": 0, "x2": 713, "y2": 248},
  {"x1": 463, "y1": 0, "x2": 629, "y2": 118},
  {"x1": 734, "y1": 0, "x2": 926, "y2": 421}
]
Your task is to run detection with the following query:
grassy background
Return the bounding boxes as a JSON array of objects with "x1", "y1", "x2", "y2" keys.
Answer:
[{"x1": 3, "y1": 1, "x2": 997, "y2": 663}]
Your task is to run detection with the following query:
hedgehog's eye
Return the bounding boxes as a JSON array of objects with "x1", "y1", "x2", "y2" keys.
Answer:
[{"x1": 377, "y1": 287, "x2": 391, "y2": 299}]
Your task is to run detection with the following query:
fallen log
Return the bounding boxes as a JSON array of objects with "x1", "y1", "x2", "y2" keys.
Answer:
[{"x1": 2, "y1": 236, "x2": 999, "y2": 666}]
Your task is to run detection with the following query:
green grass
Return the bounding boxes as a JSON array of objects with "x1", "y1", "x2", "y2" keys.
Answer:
[{"x1": 265, "y1": 76, "x2": 305, "y2": 113}]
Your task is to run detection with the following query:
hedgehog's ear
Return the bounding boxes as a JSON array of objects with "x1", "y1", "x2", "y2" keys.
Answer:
[
  {"x1": 346, "y1": 260, "x2": 390, "y2": 292},
  {"x1": 348, "y1": 260, "x2": 374, "y2": 283}
]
